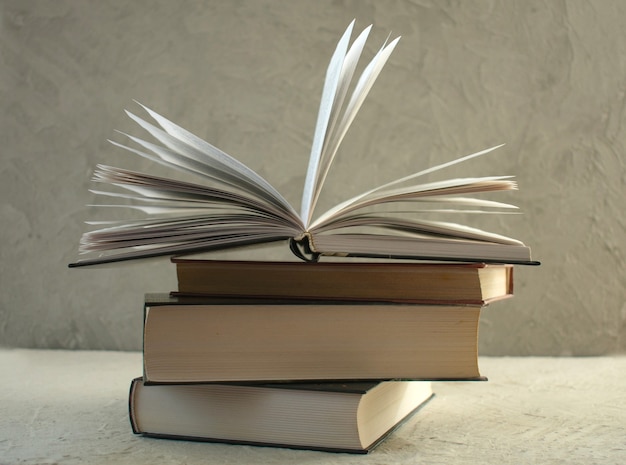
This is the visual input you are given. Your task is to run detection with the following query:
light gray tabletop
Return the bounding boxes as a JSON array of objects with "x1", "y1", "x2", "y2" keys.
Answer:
[{"x1": 1, "y1": 349, "x2": 624, "y2": 465}]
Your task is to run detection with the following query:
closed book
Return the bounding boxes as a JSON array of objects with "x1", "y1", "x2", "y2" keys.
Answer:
[
  {"x1": 129, "y1": 377, "x2": 433, "y2": 454},
  {"x1": 143, "y1": 294, "x2": 489, "y2": 384},
  {"x1": 172, "y1": 258, "x2": 514, "y2": 305}
]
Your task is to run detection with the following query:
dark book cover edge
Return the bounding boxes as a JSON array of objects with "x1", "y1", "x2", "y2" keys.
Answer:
[
  {"x1": 146, "y1": 293, "x2": 490, "y2": 308},
  {"x1": 141, "y1": 376, "x2": 487, "y2": 386},
  {"x1": 365, "y1": 392, "x2": 436, "y2": 453},
  {"x1": 128, "y1": 377, "x2": 142, "y2": 434},
  {"x1": 167, "y1": 291, "x2": 511, "y2": 307},
  {"x1": 136, "y1": 432, "x2": 371, "y2": 454}
]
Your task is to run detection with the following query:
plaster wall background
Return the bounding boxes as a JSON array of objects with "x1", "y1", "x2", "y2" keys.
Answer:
[{"x1": 1, "y1": 0, "x2": 625, "y2": 354}]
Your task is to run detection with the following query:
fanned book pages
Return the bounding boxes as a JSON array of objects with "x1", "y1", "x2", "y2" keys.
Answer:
[{"x1": 70, "y1": 21, "x2": 538, "y2": 267}]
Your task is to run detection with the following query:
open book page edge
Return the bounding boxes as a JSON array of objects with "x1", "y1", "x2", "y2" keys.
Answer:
[
  {"x1": 306, "y1": 233, "x2": 537, "y2": 265},
  {"x1": 309, "y1": 144, "x2": 508, "y2": 229},
  {"x1": 310, "y1": 176, "x2": 519, "y2": 224},
  {"x1": 310, "y1": 216, "x2": 525, "y2": 245},
  {"x1": 310, "y1": 25, "x2": 372, "y2": 211},
  {"x1": 122, "y1": 108, "x2": 298, "y2": 218},
  {"x1": 135, "y1": 103, "x2": 297, "y2": 215},
  {"x1": 311, "y1": 35, "x2": 401, "y2": 216},
  {"x1": 300, "y1": 20, "x2": 355, "y2": 226},
  {"x1": 110, "y1": 131, "x2": 290, "y2": 213},
  {"x1": 69, "y1": 236, "x2": 293, "y2": 268}
]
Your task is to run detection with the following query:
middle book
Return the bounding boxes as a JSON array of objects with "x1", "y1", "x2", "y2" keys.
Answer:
[{"x1": 142, "y1": 293, "x2": 488, "y2": 384}]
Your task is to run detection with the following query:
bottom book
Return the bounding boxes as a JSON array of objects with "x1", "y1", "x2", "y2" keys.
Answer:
[{"x1": 129, "y1": 378, "x2": 433, "y2": 454}]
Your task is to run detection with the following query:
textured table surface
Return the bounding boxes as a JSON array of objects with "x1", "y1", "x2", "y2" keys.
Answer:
[{"x1": 1, "y1": 349, "x2": 624, "y2": 465}]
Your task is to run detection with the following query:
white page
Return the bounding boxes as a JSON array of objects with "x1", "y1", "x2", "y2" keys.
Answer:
[
  {"x1": 125, "y1": 108, "x2": 298, "y2": 217},
  {"x1": 310, "y1": 174, "x2": 516, "y2": 229},
  {"x1": 300, "y1": 21, "x2": 354, "y2": 227},
  {"x1": 310, "y1": 35, "x2": 401, "y2": 214},
  {"x1": 314, "y1": 25, "x2": 372, "y2": 196},
  {"x1": 91, "y1": 165, "x2": 299, "y2": 222},
  {"x1": 322, "y1": 25, "x2": 372, "y2": 159},
  {"x1": 311, "y1": 215, "x2": 524, "y2": 245}
]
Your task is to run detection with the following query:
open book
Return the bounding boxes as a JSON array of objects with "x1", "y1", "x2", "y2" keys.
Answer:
[{"x1": 70, "y1": 21, "x2": 537, "y2": 267}]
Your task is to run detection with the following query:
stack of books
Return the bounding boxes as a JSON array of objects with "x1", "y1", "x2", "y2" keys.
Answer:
[
  {"x1": 128, "y1": 258, "x2": 514, "y2": 453},
  {"x1": 70, "y1": 21, "x2": 537, "y2": 454}
]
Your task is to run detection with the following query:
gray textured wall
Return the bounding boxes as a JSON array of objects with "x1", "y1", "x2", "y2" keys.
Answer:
[{"x1": 1, "y1": 0, "x2": 625, "y2": 354}]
